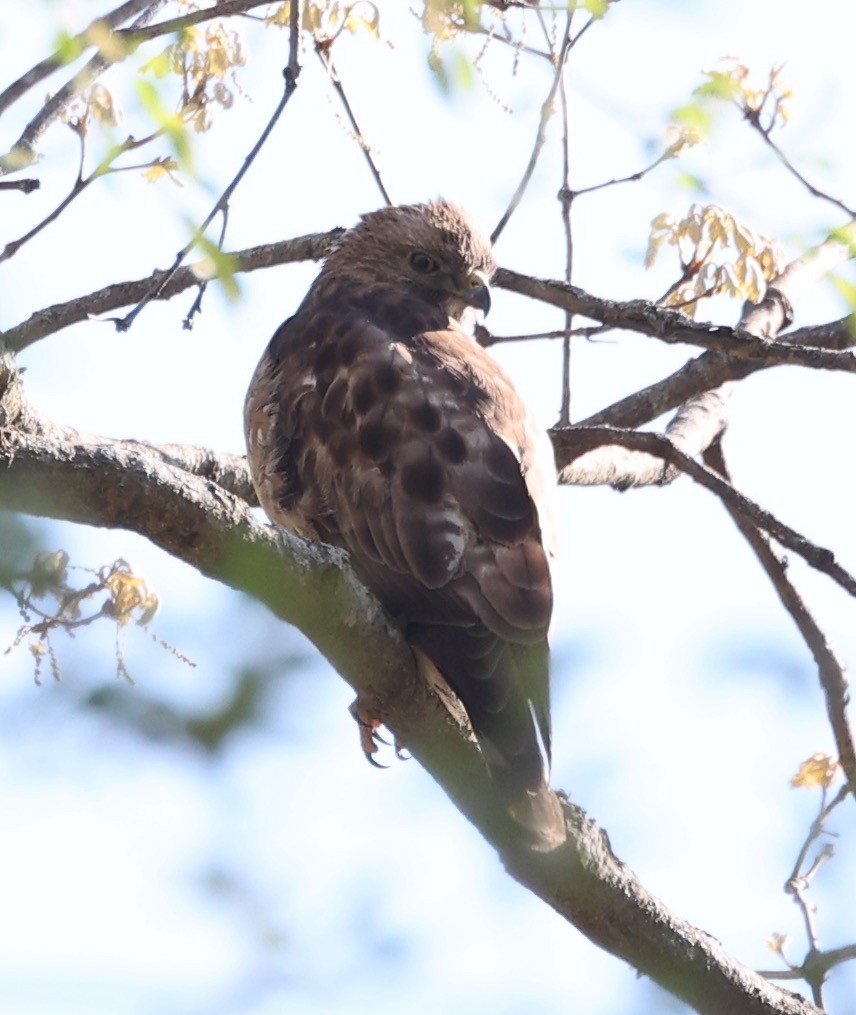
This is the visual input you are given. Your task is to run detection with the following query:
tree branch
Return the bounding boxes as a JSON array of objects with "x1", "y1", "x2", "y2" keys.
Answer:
[
  {"x1": 702, "y1": 441, "x2": 856, "y2": 795},
  {"x1": 0, "y1": 403, "x2": 823, "y2": 1015},
  {"x1": 4, "y1": 230, "x2": 853, "y2": 371},
  {"x1": 115, "y1": 0, "x2": 283, "y2": 48},
  {"x1": 579, "y1": 317, "x2": 854, "y2": 431},
  {"x1": 0, "y1": 1, "x2": 278, "y2": 175},
  {"x1": 554, "y1": 425, "x2": 856, "y2": 599},
  {"x1": 0, "y1": 0, "x2": 155, "y2": 119},
  {"x1": 0, "y1": 2, "x2": 169, "y2": 175},
  {"x1": 494, "y1": 269, "x2": 856, "y2": 373},
  {"x1": 0, "y1": 230, "x2": 344, "y2": 353}
]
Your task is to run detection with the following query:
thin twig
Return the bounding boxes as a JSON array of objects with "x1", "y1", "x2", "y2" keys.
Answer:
[
  {"x1": 114, "y1": 2, "x2": 303, "y2": 332},
  {"x1": 777, "y1": 776, "x2": 842, "y2": 1015},
  {"x1": 181, "y1": 203, "x2": 230, "y2": 330},
  {"x1": 316, "y1": 44, "x2": 393, "y2": 205},
  {"x1": 491, "y1": 12, "x2": 574, "y2": 243},
  {"x1": 745, "y1": 111, "x2": 856, "y2": 220},
  {"x1": 0, "y1": 129, "x2": 166, "y2": 264},
  {"x1": 760, "y1": 936, "x2": 856, "y2": 1005},
  {"x1": 557, "y1": 44, "x2": 574, "y2": 426},
  {"x1": 477, "y1": 324, "x2": 609, "y2": 347},
  {"x1": 788, "y1": 785, "x2": 848, "y2": 883},
  {"x1": 575, "y1": 161, "x2": 666, "y2": 198}
]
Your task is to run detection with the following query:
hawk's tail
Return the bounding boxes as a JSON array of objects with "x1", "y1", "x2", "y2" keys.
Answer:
[
  {"x1": 507, "y1": 779, "x2": 567, "y2": 852},
  {"x1": 414, "y1": 645, "x2": 564, "y2": 852}
]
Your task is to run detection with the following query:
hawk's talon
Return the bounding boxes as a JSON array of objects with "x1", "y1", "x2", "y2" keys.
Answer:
[{"x1": 349, "y1": 698, "x2": 406, "y2": 767}]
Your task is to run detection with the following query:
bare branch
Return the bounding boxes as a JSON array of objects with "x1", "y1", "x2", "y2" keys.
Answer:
[
  {"x1": 579, "y1": 318, "x2": 854, "y2": 431},
  {"x1": 4, "y1": 224, "x2": 852, "y2": 374},
  {"x1": 495, "y1": 268, "x2": 856, "y2": 372},
  {"x1": 761, "y1": 944, "x2": 856, "y2": 991},
  {"x1": 760, "y1": 772, "x2": 855, "y2": 1006},
  {"x1": 554, "y1": 426, "x2": 856, "y2": 601},
  {"x1": 115, "y1": 0, "x2": 284, "y2": 47},
  {"x1": 703, "y1": 442, "x2": 856, "y2": 796},
  {"x1": 744, "y1": 111, "x2": 856, "y2": 219},
  {"x1": 0, "y1": 230, "x2": 344, "y2": 352},
  {"x1": 556, "y1": 55, "x2": 574, "y2": 426},
  {"x1": 571, "y1": 147, "x2": 685, "y2": 199},
  {"x1": 525, "y1": 223, "x2": 856, "y2": 487}
]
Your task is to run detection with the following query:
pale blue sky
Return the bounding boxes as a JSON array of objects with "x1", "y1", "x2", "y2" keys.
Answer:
[{"x1": 1, "y1": 2, "x2": 855, "y2": 1013}]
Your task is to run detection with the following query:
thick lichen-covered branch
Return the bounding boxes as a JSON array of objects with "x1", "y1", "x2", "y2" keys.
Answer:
[{"x1": 0, "y1": 399, "x2": 822, "y2": 1015}]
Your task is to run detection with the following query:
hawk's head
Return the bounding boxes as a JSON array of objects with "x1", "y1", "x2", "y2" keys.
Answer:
[{"x1": 320, "y1": 200, "x2": 496, "y2": 326}]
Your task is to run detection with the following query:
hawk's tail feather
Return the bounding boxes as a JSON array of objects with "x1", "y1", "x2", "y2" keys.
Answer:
[{"x1": 507, "y1": 780, "x2": 567, "y2": 852}]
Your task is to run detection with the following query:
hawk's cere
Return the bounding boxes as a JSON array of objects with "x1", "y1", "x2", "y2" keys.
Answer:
[{"x1": 244, "y1": 200, "x2": 565, "y2": 849}]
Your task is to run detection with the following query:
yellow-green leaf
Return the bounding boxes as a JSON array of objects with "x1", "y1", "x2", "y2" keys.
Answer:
[
  {"x1": 830, "y1": 273, "x2": 856, "y2": 313},
  {"x1": 192, "y1": 234, "x2": 240, "y2": 302},
  {"x1": 53, "y1": 28, "x2": 85, "y2": 65},
  {"x1": 134, "y1": 77, "x2": 192, "y2": 169},
  {"x1": 671, "y1": 102, "x2": 714, "y2": 140}
]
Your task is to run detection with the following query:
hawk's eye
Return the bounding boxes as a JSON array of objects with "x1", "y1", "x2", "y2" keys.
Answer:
[{"x1": 409, "y1": 251, "x2": 439, "y2": 275}]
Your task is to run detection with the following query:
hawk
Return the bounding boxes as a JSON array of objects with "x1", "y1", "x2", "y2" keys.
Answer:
[{"x1": 245, "y1": 200, "x2": 565, "y2": 849}]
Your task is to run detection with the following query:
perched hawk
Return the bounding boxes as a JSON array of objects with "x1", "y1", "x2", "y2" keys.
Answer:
[{"x1": 245, "y1": 200, "x2": 564, "y2": 849}]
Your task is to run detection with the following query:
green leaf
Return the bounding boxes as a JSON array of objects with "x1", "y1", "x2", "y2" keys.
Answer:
[
  {"x1": 694, "y1": 72, "x2": 740, "y2": 101},
  {"x1": 580, "y1": 0, "x2": 609, "y2": 17},
  {"x1": 134, "y1": 77, "x2": 192, "y2": 170},
  {"x1": 675, "y1": 170, "x2": 708, "y2": 194},
  {"x1": 671, "y1": 101, "x2": 714, "y2": 139},
  {"x1": 461, "y1": 0, "x2": 482, "y2": 29},
  {"x1": 829, "y1": 273, "x2": 856, "y2": 313},
  {"x1": 429, "y1": 47, "x2": 475, "y2": 96},
  {"x1": 53, "y1": 28, "x2": 85, "y2": 65},
  {"x1": 192, "y1": 234, "x2": 240, "y2": 302},
  {"x1": 828, "y1": 223, "x2": 856, "y2": 257},
  {"x1": 140, "y1": 49, "x2": 172, "y2": 79}
]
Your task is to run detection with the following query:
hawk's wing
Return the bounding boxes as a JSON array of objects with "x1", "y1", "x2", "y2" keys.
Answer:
[{"x1": 245, "y1": 291, "x2": 558, "y2": 795}]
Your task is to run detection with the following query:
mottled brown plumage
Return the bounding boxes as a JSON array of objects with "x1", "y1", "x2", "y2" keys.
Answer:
[{"x1": 245, "y1": 201, "x2": 564, "y2": 847}]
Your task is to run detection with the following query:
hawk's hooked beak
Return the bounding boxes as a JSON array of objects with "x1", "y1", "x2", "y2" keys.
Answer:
[{"x1": 464, "y1": 272, "x2": 492, "y2": 316}]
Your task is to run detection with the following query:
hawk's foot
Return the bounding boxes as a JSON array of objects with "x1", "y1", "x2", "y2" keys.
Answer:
[{"x1": 348, "y1": 699, "x2": 409, "y2": 767}]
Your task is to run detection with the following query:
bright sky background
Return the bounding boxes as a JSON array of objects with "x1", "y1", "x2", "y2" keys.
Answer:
[{"x1": 1, "y1": 2, "x2": 856, "y2": 1013}]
